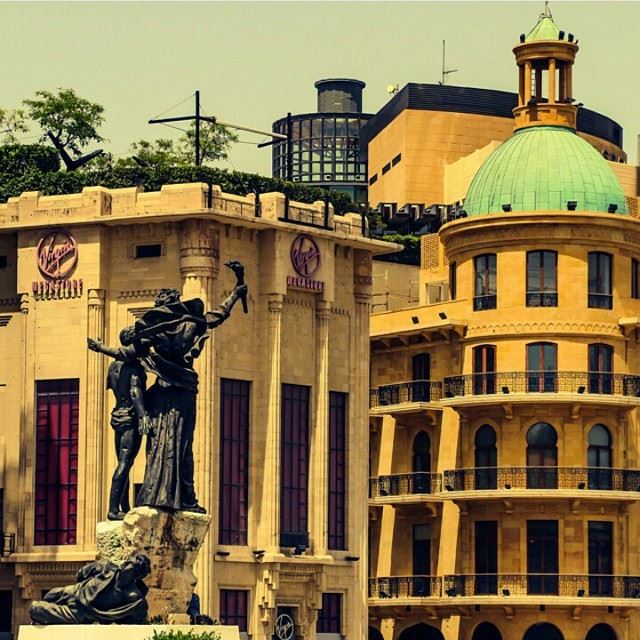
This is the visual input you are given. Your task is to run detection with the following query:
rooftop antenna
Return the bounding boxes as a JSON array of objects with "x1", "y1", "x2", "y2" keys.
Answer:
[
  {"x1": 149, "y1": 90, "x2": 286, "y2": 166},
  {"x1": 440, "y1": 40, "x2": 458, "y2": 86},
  {"x1": 544, "y1": 1, "x2": 553, "y2": 18}
]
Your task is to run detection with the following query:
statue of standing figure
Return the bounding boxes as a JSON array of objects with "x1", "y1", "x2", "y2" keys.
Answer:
[{"x1": 89, "y1": 261, "x2": 248, "y2": 518}]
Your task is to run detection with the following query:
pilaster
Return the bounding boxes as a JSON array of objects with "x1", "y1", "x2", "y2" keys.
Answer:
[
  {"x1": 179, "y1": 219, "x2": 219, "y2": 613},
  {"x1": 257, "y1": 294, "x2": 284, "y2": 552},
  {"x1": 310, "y1": 300, "x2": 331, "y2": 555},
  {"x1": 82, "y1": 288, "x2": 106, "y2": 546}
]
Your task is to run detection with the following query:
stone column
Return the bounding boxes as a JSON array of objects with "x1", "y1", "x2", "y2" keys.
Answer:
[
  {"x1": 548, "y1": 58, "x2": 556, "y2": 103},
  {"x1": 179, "y1": 219, "x2": 219, "y2": 613},
  {"x1": 524, "y1": 61, "x2": 532, "y2": 102},
  {"x1": 83, "y1": 289, "x2": 106, "y2": 546},
  {"x1": 258, "y1": 294, "x2": 284, "y2": 551},
  {"x1": 310, "y1": 300, "x2": 331, "y2": 555}
]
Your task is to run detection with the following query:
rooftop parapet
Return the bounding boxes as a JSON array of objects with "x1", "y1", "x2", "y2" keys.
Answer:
[{"x1": 0, "y1": 182, "x2": 370, "y2": 239}]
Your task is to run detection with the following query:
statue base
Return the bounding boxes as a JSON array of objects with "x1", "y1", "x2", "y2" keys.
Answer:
[
  {"x1": 96, "y1": 506, "x2": 211, "y2": 620},
  {"x1": 19, "y1": 626, "x2": 238, "y2": 640}
]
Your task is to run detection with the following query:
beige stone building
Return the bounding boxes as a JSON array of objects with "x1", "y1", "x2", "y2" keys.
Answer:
[
  {"x1": 368, "y1": 10, "x2": 640, "y2": 640},
  {"x1": 0, "y1": 183, "x2": 395, "y2": 638}
]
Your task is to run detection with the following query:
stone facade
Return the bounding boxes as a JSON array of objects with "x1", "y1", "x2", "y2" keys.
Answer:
[
  {"x1": 0, "y1": 183, "x2": 396, "y2": 639},
  {"x1": 368, "y1": 209, "x2": 640, "y2": 640}
]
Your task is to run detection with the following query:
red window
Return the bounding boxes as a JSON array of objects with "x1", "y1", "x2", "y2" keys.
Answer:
[
  {"x1": 35, "y1": 379, "x2": 79, "y2": 545},
  {"x1": 219, "y1": 379, "x2": 250, "y2": 545},
  {"x1": 280, "y1": 384, "x2": 310, "y2": 547},
  {"x1": 317, "y1": 593, "x2": 341, "y2": 633},
  {"x1": 220, "y1": 589, "x2": 248, "y2": 631},
  {"x1": 328, "y1": 392, "x2": 347, "y2": 550}
]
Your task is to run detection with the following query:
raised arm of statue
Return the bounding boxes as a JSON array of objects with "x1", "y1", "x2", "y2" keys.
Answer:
[
  {"x1": 88, "y1": 337, "x2": 121, "y2": 359},
  {"x1": 205, "y1": 286, "x2": 247, "y2": 328}
]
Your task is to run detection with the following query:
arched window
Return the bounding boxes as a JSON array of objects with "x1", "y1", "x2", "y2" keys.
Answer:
[
  {"x1": 526, "y1": 423, "x2": 558, "y2": 488},
  {"x1": 588, "y1": 424, "x2": 613, "y2": 489},
  {"x1": 474, "y1": 425, "x2": 497, "y2": 490},
  {"x1": 413, "y1": 431, "x2": 431, "y2": 494},
  {"x1": 398, "y1": 624, "x2": 445, "y2": 640},
  {"x1": 585, "y1": 624, "x2": 617, "y2": 640},
  {"x1": 472, "y1": 622, "x2": 503, "y2": 640},
  {"x1": 588, "y1": 344, "x2": 613, "y2": 394},
  {"x1": 523, "y1": 623, "x2": 564, "y2": 640},
  {"x1": 527, "y1": 342, "x2": 557, "y2": 392}
]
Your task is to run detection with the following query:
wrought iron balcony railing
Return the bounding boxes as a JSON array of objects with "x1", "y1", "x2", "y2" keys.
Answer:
[
  {"x1": 1, "y1": 533, "x2": 15, "y2": 556},
  {"x1": 588, "y1": 293, "x2": 613, "y2": 310},
  {"x1": 443, "y1": 467, "x2": 640, "y2": 492},
  {"x1": 473, "y1": 294, "x2": 497, "y2": 311},
  {"x1": 370, "y1": 380, "x2": 442, "y2": 408},
  {"x1": 370, "y1": 472, "x2": 442, "y2": 498},
  {"x1": 526, "y1": 292, "x2": 558, "y2": 307},
  {"x1": 443, "y1": 574, "x2": 640, "y2": 599},
  {"x1": 443, "y1": 371, "x2": 640, "y2": 398},
  {"x1": 369, "y1": 576, "x2": 442, "y2": 599}
]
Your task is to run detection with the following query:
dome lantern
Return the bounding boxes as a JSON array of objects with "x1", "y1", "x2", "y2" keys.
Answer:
[{"x1": 512, "y1": 4, "x2": 579, "y2": 131}]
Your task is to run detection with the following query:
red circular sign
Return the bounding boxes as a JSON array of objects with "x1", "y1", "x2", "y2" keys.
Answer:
[
  {"x1": 37, "y1": 231, "x2": 78, "y2": 280},
  {"x1": 290, "y1": 234, "x2": 321, "y2": 278}
]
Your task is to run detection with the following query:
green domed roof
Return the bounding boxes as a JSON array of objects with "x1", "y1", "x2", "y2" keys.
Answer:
[{"x1": 464, "y1": 126, "x2": 628, "y2": 216}]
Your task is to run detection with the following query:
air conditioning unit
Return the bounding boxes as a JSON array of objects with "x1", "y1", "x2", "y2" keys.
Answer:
[
  {"x1": 355, "y1": 175, "x2": 365, "y2": 181},
  {"x1": 324, "y1": 174, "x2": 333, "y2": 180},
  {"x1": 292, "y1": 176, "x2": 300, "y2": 182}
]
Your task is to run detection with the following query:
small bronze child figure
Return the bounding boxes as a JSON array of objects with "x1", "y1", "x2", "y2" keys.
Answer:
[{"x1": 88, "y1": 327, "x2": 151, "y2": 520}]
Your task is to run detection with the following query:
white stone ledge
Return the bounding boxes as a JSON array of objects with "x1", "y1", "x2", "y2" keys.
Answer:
[{"x1": 19, "y1": 625, "x2": 239, "y2": 640}]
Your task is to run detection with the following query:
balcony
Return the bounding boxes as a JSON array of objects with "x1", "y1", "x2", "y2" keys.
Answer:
[
  {"x1": 442, "y1": 371, "x2": 640, "y2": 410},
  {"x1": 370, "y1": 472, "x2": 443, "y2": 505},
  {"x1": 443, "y1": 574, "x2": 640, "y2": 604},
  {"x1": 442, "y1": 467, "x2": 640, "y2": 504},
  {"x1": 369, "y1": 576, "x2": 441, "y2": 602},
  {"x1": 369, "y1": 380, "x2": 442, "y2": 414}
]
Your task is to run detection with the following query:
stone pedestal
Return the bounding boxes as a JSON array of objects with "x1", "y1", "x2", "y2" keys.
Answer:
[{"x1": 96, "y1": 506, "x2": 211, "y2": 620}]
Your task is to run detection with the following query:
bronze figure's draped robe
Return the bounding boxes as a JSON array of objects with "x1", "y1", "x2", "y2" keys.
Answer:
[{"x1": 29, "y1": 556, "x2": 150, "y2": 624}]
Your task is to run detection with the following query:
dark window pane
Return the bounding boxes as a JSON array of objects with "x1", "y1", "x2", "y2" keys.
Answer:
[
  {"x1": 328, "y1": 392, "x2": 347, "y2": 550},
  {"x1": 219, "y1": 379, "x2": 250, "y2": 545},
  {"x1": 220, "y1": 589, "x2": 248, "y2": 631},
  {"x1": 35, "y1": 379, "x2": 79, "y2": 545},
  {"x1": 317, "y1": 593, "x2": 341, "y2": 633},
  {"x1": 280, "y1": 384, "x2": 310, "y2": 547}
]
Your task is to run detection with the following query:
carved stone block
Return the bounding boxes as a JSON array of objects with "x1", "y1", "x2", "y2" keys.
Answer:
[{"x1": 96, "y1": 506, "x2": 211, "y2": 619}]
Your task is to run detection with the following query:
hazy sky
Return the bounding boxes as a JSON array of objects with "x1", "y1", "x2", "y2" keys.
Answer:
[{"x1": 2, "y1": 1, "x2": 639, "y2": 173}]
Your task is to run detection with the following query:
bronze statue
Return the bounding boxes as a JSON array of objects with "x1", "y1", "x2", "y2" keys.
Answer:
[
  {"x1": 88, "y1": 327, "x2": 151, "y2": 520},
  {"x1": 89, "y1": 261, "x2": 247, "y2": 514},
  {"x1": 29, "y1": 554, "x2": 150, "y2": 624}
]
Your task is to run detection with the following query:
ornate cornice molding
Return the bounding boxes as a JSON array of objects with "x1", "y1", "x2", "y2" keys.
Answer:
[{"x1": 466, "y1": 320, "x2": 623, "y2": 339}]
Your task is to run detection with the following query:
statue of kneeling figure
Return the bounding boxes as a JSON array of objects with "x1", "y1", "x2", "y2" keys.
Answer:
[{"x1": 29, "y1": 554, "x2": 150, "y2": 625}]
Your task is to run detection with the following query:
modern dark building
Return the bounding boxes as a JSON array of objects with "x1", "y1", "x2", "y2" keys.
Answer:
[{"x1": 271, "y1": 78, "x2": 372, "y2": 204}]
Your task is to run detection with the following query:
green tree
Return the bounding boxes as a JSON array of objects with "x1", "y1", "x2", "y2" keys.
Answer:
[
  {"x1": 116, "y1": 138, "x2": 190, "y2": 169},
  {"x1": 118, "y1": 121, "x2": 237, "y2": 169},
  {"x1": 0, "y1": 107, "x2": 29, "y2": 144},
  {"x1": 24, "y1": 88, "x2": 105, "y2": 154},
  {"x1": 179, "y1": 120, "x2": 238, "y2": 165}
]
